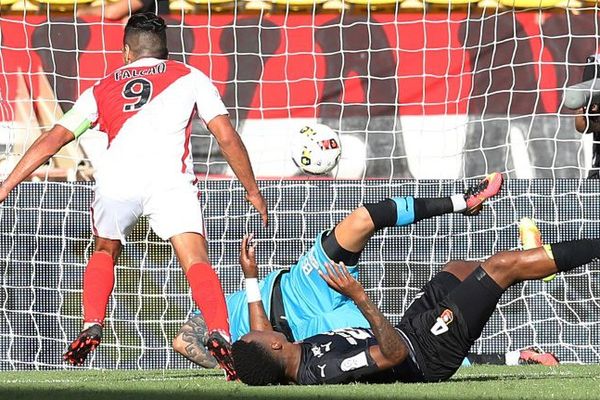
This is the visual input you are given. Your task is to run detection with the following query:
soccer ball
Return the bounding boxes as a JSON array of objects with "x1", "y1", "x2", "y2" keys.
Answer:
[{"x1": 291, "y1": 124, "x2": 341, "y2": 175}]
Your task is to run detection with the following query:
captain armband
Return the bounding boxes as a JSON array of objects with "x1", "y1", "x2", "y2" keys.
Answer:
[{"x1": 57, "y1": 109, "x2": 92, "y2": 138}]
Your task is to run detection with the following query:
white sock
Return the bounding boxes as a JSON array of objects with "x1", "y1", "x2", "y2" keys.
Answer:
[
  {"x1": 83, "y1": 322, "x2": 101, "y2": 330},
  {"x1": 505, "y1": 350, "x2": 521, "y2": 366},
  {"x1": 450, "y1": 194, "x2": 467, "y2": 212},
  {"x1": 211, "y1": 329, "x2": 232, "y2": 344}
]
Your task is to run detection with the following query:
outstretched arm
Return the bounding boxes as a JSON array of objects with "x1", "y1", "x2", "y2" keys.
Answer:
[
  {"x1": 0, "y1": 125, "x2": 75, "y2": 202},
  {"x1": 172, "y1": 315, "x2": 218, "y2": 369},
  {"x1": 319, "y1": 262, "x2": 408, "y2": 369},
  {"x1": 240, "y1": 234, "x2": 272, "y2": 332},
  {"x1": 208, "y1": 116, "x2": 268, "y2": 226}
]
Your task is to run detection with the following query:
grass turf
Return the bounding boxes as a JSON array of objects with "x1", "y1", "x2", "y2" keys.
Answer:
[{"x1": 1, "y1": 365, "x2": 599, "y2": 400}]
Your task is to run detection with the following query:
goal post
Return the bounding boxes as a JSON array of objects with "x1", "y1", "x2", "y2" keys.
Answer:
[
  {"x1": 1, "y1": 179, "x2": 599, "y2": 370},
  {"x1": 1, "y1": 4, "x2": 600, "y2": 370}
]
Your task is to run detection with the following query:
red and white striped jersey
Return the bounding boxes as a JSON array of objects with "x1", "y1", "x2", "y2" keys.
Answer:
[{"x1": 59, "y1": 57, "x2": 228, "y2": 194}]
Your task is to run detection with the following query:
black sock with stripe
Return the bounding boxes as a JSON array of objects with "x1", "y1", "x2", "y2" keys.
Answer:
[{"x1": 550, "y1": 239, "x2": 600, "y2": 273}]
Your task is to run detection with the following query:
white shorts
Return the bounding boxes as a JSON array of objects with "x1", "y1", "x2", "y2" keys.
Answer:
[{"x1": 90, "y1": 183, "x2": 206, "y2": 242}]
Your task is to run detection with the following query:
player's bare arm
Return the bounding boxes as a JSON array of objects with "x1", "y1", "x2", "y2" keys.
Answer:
[
  {"x1": 208, "y1": 115, "x2": 268, "y2": 226},
  {"x1": 319, "y1": 262, "x2": 408, "y2": 369},
  {"x1": 240, "y1": 234, "x2": 273, "y2": 332},
  {"x1": 0, "y1": 125, "x2": 75, "y2": 202},
  {"x1": 172, "y1": 315, "x2": 218, "y2": 368}
]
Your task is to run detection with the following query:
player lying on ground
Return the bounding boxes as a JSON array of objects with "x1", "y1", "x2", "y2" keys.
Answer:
[
  {"x1": 172, "y1": 173, "x2": 504, "y2": 369},
  {"x1": 231, "y1": 219, "x2": 600, "y2": 385},
  {"x1": 0, "y1": 12, "x2": 267, "y2": 378}
]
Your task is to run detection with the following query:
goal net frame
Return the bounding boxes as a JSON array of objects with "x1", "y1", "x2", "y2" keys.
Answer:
[{"x1": 1, "y1": 4, "x2": 599, "y2": 369}]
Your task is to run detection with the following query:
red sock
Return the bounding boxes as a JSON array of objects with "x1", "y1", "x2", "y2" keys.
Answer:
[
  {"x1": 83, "y1": 251, "x2": 115, "y2": 326},
  {"x1": 185, "y1": 262, "x2": 230, "y2": 336}
]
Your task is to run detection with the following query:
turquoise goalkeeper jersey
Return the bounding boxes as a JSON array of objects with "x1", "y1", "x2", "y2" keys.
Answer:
[
  {"x1": 225, "y1": 231, "x2": 369, "y2": 342},
  {"x1": 226, "y1": 269, "x2": 284, "y2": 342}
]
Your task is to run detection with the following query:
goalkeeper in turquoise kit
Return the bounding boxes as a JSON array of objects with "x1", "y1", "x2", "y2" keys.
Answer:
[{"x1": 173, "y1": 174, "x2": 504, "y2": 368}]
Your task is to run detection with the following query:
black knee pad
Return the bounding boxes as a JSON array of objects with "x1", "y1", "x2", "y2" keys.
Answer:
[
  {"x1": 321, "y1": 229, "x2": 362, "y2": 266},
  {"x1": 363, "y1": 199, "x2": 397, "y2": 230}
]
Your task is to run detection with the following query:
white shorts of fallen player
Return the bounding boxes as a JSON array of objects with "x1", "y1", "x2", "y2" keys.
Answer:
[{"x1": 90, "y1": 182, "x2": 205, "y2": 243}]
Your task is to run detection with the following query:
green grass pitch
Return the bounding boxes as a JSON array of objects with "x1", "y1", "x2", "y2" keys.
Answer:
[{"x1": 1, "y1": 365, "x2": 599, "y2": 400}]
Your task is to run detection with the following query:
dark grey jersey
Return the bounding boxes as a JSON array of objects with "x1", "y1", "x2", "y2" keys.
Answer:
[{"x1": 295, "y1": 327, "x2": 421, "y2": 385}]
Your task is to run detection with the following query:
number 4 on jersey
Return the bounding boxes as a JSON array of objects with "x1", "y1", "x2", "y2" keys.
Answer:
[
  {"x1": 122, "y1": 78, "x2": 153, "y2": 112},
  {"x1": 430, "y1": 308, "x2": 454, "y2": 336}
]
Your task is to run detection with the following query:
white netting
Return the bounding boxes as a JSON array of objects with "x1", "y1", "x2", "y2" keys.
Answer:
[
  {"x1": 1, "y1": 4, "x2": 600, "y2": 369},
  {"x1": 2, "y1": 180, "x2": 600, "y2": 369},
  {"x1": 3, "y1": 7, "x2": 599, "y2": 180}
]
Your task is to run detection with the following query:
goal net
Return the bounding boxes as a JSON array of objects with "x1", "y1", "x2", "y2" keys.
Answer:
[{"x1": 1, "y1": 4, "x2": 600, "y2": 369}]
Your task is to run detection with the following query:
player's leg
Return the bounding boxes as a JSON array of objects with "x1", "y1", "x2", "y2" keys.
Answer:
[
  {"x1": 63, "y1": 237, "x2": 121, "y2": 366},
  {"x1": 170, "y1": 232, "x2": 235, "y2": 379},
  {"x1": 64, "y1": 193, "x2": 140, "y2": 366},
  {"x1": 398, "y1": 260, "x2": 478, "y2": 325},
  {"x1": 148, "y1": 184, "x2": 235, "y2": 379},
  {"x1": 448, "y1": 237, "x2": 600, "y2": 345},
  {"x1": 332, "y1": 172, "x2": 504, "y2": 254},
  {"x1": 297, "y1": 172, "x2": 503, "y2": 301},
  {"x1": 434, "y1": 217, "x2": 556, "y2": 308},
  {"x1": 396, "y1": 241, "x2": 600, "y2": 383},
  {"x1": 392, "y1": 261, "x2": 483, "y2": 381},
  {"x1": 63, "y1": 236, "x2": 121, "y2": 366},
  {"x1": 441, "y1": 260, "x2": 481, "y2": 282},
  {"x1": 483, "y1": 239, "x2": 600, "y2": 288},
  {"x1": 147, "y1": 185, "x2": 229, "y2": 335},
  {"x1": 83, "y1": 237, "x2": 121, "y2": 327},
  {"x1": 170, "y1": 232, "x2": 229, "y2": 335},
  {"x1": 281, "y1": 174, "x2": 504, "y2": 337},
  {"x1": 395, "y1": 222, "x2": 600, "y2": 382},
  {"x1": 406, "y1": 247, "x2": 575, "y2": 381}
]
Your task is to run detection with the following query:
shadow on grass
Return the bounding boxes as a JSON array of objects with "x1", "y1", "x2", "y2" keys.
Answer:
[
  {"x1": 0, "y1": 388, "x2": 338, "y2": 400},
  {"x1": 95, "y1": 371, "x2": 224, "y2": 382},
  {"x1": 451, "y1": 372, "x2": 579, "y2": 383},
  {"x1": 1, "y1": 388, "x2": 532, "y2": 400}
]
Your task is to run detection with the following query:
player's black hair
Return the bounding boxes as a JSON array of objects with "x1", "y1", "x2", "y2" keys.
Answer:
[
  {"x1": 123, "y1": 12, "x2": 168, "y2": 60},
  {"x1": 232, "y1": 340, "x2": 286, "y2": 386}
]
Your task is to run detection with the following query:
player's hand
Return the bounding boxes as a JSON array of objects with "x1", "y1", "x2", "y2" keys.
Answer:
[
  {"x1": 246, "y1": 191, "x2": 268, "y2": 227},
  {"x1": 319, "y1": 262, "x2": 366, "y2": 302},
  {"x1": 240, "y1": 234, "x2": 258, "y2": 278}
]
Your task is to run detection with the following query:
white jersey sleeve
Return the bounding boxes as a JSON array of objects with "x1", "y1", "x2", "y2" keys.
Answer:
[
  {"x1": 192, "y1": 68, "x2": 228, "y2": 125},
  {"x1": 56, "y1": 86, "x2": 99, "y2": 138}
]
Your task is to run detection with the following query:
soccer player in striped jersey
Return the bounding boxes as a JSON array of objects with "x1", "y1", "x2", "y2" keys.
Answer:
[
  {"x1": 0, "y1": 12, "x2": 267, "y2": 379},
  {"x1": 231, "y1": 219, "x2": 600, "y2": 385},
  {"x1": 172, "y1": 173, "x2": 504, "y2": 369}
]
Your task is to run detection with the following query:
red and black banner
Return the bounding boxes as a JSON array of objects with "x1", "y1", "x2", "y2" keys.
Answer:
[{"x1": 1, "y1": 12, "x2": 598, "y2": 120}]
